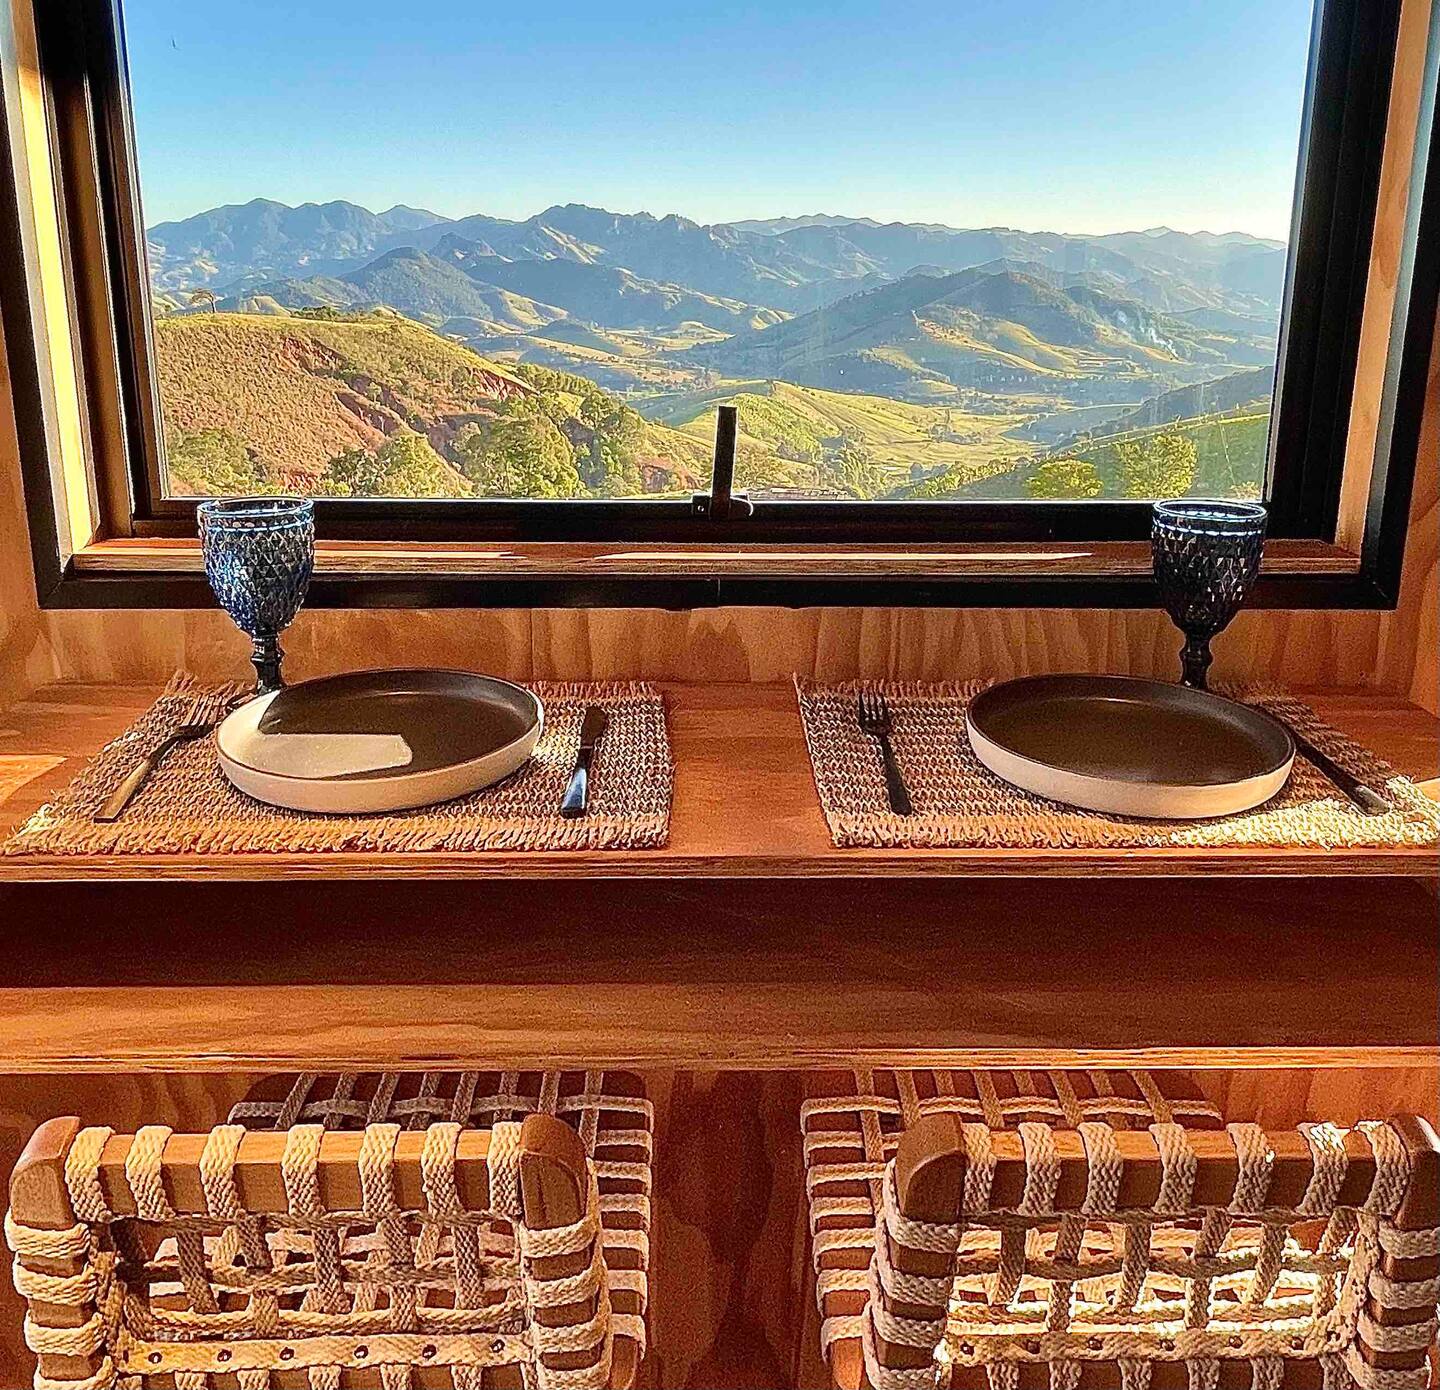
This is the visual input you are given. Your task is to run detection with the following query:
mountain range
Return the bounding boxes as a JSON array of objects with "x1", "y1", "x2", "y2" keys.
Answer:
[
  {"x1": 680, "y1": 262, "x2": 1277, "y2": 405},
  {"x1": 147, "y1": 198, "x2": 1285, "y2": 503},
  {"x1": 221, "y1": 238, "x2": 783, "y2": 337},
  {"x1": 148, "y1": 198, "x2": 1288, "y2": 324}
]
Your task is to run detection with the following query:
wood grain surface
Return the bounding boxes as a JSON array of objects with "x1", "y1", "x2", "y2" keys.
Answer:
[
  {"x1": 0, "y1": 876, "x2": 1432, "y2": 1072},
  {"x1": 1, "y1": 682, "x2": 1435, "y2": 881},
  {"x1": 71, "y1": 537, "x2": 1361, "y2": 578}
]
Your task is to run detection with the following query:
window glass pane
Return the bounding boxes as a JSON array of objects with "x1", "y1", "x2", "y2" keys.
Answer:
[{"x1": 128, "y1": 1, "x2": 1311, "y2": 503}]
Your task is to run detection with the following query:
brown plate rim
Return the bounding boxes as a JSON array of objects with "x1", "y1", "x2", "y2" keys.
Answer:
[
  {"x1": 217, "y1": 668, "x2": 544, "y2": 786},
  {"x1": 965, "y1": 674, "x2": 1296, "y2": 791}
]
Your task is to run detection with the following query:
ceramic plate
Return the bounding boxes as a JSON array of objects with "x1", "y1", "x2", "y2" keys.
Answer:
[
  {"x1": 217, "y1": 669, "x2": 543, "y2": 813},
  {"x1": 965, "y1": 675, "x2": 1294, "y2": 819}
]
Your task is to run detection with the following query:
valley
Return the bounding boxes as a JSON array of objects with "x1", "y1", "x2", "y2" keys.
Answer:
[{"x1": 148, "y1": 198, "x2": 1284, "y2": 501}]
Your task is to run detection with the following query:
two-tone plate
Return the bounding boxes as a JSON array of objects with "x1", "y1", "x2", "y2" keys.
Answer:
[
  {"x1": 965, "y1": 675, "x2": 1295, "y2": 819},
  {"x1": 217, "y1": 669, "x2": 542, "y2": 813}
]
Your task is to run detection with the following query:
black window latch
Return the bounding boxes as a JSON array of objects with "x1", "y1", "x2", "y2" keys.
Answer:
[{"x1": 691, "y1": 404, "x2": 753, "y2": 520}]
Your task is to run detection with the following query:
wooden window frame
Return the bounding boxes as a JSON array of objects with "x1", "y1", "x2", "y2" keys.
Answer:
[{"x1": 0, "y1": 0, "x2": 1434, "y2": 611}]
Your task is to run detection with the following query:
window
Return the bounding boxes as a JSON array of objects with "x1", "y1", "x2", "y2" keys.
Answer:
[
  {"x1": 1, "y1": 0, "x2": 1433, "y2": 604},
  {"x1": 128, "y1": 0, "x2": 1306, "y2": 513},
  {"x1": 123, "y1": 0, "x2": 1310, "y2": 513}
]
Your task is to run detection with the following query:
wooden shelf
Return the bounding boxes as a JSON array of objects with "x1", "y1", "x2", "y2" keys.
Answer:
[
  {"x1": 0, "y1": 682, "x2": 1436, "y2": 881},
  {"x1": 0, "y1": 877, "x2": 1433, "y2": 1072},
  {"x1": 74, "y1": 537, "x2": 1363, "y2": 579}
]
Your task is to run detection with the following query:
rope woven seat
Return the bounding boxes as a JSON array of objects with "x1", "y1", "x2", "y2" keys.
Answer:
[
  {"x1": 801, "y1": 1070, "x2": 1440, "y2": 1390},
  {"x1": 6, "y1": 1069, "x2": 653, "y2": 1390}
]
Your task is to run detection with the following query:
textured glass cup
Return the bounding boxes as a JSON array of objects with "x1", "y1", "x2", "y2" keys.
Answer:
[
  {"x1": 1152, "y1": 499, "x2": 1267, "y2": 690},
  {"x1": 198, "y1": 497, "x2": 315, "y2": 694}
]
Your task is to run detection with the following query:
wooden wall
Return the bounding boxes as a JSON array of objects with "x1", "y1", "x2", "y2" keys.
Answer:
[
  {"x1": 0, "y1": 319, "x2": 45, "y2": 712},
  {"x1": 0, "y1": 0, "x2": 1435, "y2": 711}
]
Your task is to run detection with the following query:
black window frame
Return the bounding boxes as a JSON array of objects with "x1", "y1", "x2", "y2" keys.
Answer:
[{"x1": 2, "y1": 0, "x2": 1434, "y2": 611}]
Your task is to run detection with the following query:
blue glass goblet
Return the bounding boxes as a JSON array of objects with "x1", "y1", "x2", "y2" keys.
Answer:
[
  {"x1": 198, "y1": 497, "x2": 315, "y2": 694},
  {"x1": 1152, "y1": 499, "x2": 1267, "y2": 690}
]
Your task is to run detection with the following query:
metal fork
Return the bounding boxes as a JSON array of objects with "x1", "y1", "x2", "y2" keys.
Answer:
[
  {"x1": 856, "y1": 688, "x2": 913, "y2": 816},
  {"x1": 94, "y1": 693, "x2": 226, "y2": 823}
]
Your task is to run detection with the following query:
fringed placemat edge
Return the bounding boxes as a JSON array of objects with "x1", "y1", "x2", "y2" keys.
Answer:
[
  {"x1": 794, "y1": 674, "x2": 1440, "y2": 851},
  {"x1": 3, "y1": 673, "x2": 672, "y2": 857}
]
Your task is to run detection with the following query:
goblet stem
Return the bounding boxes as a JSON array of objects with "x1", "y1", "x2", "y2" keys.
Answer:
[
  {"x1": 250, "y1": 633, "x2": 285, "y2": 694},
  {"x1": 1180, "y1": 635, "x2": 1213, "y2": 690}
]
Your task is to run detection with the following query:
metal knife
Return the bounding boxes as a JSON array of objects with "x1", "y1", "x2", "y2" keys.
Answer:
[
  {"x1": 561, "y1": 706, "x2": 609, "y2": 818},
  {"x1": 1282, "y1": 718, "x2": 1392, "y2": 816}
]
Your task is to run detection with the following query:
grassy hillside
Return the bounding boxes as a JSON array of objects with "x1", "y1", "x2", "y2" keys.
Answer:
[
  {"x1": 640, "y1": 379, "x2": 1032, "y2": 498},
  {"x1": 471, "y1": 320, "x2": 724, "y2": 396},
  {"x1": 155, "y1": 310, "x2": 708, "y2": 497},
  {"x1": 940, "y1": 408, "x2": 1269, "y2": 501}
]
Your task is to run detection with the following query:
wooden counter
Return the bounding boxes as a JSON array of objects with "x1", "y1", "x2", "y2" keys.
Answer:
[
  {"x1": 0, "y1": 876, "x2": 1434, "y2": 1072},
  {"x1": 0, "y1": 681, "x2": 1435, "y2": 1074},
  {"x1": 1, "y1": 681, "x2": 1437, "y2": 880}
]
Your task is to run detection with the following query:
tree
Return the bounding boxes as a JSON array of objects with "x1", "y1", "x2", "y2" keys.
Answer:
[
  {"x1": 453, "y1": 410, "x2": 583, "y2": 499},
  {"x1": 166, "y1": 428, "x2": 270, "y2": 496},
  {"x1": 825, "y1": 435, "x2": 884, "y2": 499},
  {"x1": 734, "y1": 444, "x2": 800, "y2": 492},
  {"x1": 1024, "y1": 457, "x2": 1104, "y2": 500},
  {"x1": 187, "y1": 288, "x2": 219, "y2": 315},
  {"x1": 1115, "y1": 432, "x2": 1197, "y2": 499},
  {"x1": 316, "y1": 429, "x2": 469, "y2": 499},
  {"x1": 577, "y1": 393, "x2": 646, "y2": 496}
]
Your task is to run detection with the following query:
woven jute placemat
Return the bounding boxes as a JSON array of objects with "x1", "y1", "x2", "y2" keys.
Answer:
[
  {"x1": 796, "y1": 677, "x2": 1440, "y2": 850},
  {"x1": 4, "y1": 675, "x2": 672, "y2": 856}
]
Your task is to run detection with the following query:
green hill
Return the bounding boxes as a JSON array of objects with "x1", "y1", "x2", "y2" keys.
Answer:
[
  {"x1": 924, "y1": 408, "x2": 1269, "y2": 501},
  {"x1": 154, "y1": 311, "x2": 708, "y2": 498},
  {"x1": 639, "y1": 379, "x2": 1031, "y2": 498}
]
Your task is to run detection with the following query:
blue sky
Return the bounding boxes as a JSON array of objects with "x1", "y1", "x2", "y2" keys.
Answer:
[{"x1": 126, "y1": 0, "x2": 1314, "y2": 239}]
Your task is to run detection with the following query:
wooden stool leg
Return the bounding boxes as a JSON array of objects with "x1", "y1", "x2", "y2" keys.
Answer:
[
  {"x1": 520, "y1": 1114, "x2": 628, "y2": 1389},
  {"x1": 7, "y1": 1117, "x2": 111, "y2": 1389},
  {"x1": 863, "y1": 1114, "x2": 967, "y2": 1390},
  {"x1": 1356, "y1": 1116, "x2": 1440, "y2": 1389}
]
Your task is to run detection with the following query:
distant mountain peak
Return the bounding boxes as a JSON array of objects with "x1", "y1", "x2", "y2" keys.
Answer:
[
  {"x1": 380, "y1": 203, "x2": 447, "y2": 219},
  {"x1": 371, "y1": 244, "x2": 431, "y2": 264},
  {"x1": 431, "y1": 230, "x2": 500, "y2": 259}
]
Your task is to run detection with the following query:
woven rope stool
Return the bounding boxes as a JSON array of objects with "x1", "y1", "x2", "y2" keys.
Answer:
[
  {"x1": 802, "y1": 1069, "x2": 1440, "y2": 1390},
  {"x1": 7, "y1": 1070, "x2": 652, "y2": 1390}
]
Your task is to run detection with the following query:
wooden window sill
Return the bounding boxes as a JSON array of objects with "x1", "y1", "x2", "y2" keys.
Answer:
[
  {"x1": 51, "y1": 537, "x2": 1375, "y2": 609},
  {"x1": 74, "y1": 537, "x2": 1362, "y2": 579}
]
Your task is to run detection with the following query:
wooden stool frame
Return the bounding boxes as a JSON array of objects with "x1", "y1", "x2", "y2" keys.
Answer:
[
  {"x1": 857, "y1": 1115, "x2": 1439, "y2": 1390},
  {"x1": 7, "y1": 1113, "x2": 641, "y2": 1390}
]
